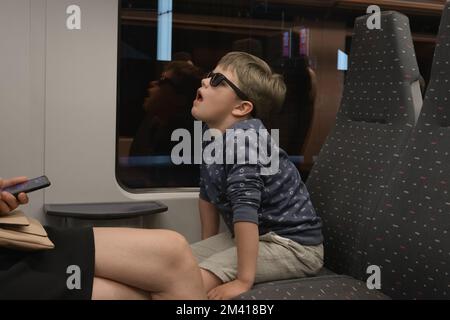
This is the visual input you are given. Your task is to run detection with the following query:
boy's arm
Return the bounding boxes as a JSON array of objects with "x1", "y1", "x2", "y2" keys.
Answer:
[
  {"x1": 199, "y1": 198, "x2": 220, "y2": 240},
  {"x1": 207, "y1": 221, "x2": 258, "y2": 300},
  {"x1": 208, "y1": 153, "x2": 262, "y2": 299},
  {"x1": 235, "y1": 221, "x2": 259, "y2": 286}
]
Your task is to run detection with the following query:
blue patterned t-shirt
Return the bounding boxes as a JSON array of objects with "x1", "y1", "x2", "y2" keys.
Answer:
[{"x1": 199, "y1": 118, "x2": 323, "y2": 245}]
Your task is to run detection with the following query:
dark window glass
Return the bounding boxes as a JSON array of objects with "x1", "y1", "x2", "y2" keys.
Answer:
[
  {"x1": 117, "y1": 0, "x2": 322, "y2": 190},
  {"x1": 116, "y1": 0, "x2": 438, "y2": 191}
]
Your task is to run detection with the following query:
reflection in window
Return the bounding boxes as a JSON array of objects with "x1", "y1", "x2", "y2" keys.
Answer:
[
  {"x1": 157, "y1": 0, "x2": 172, "y2": 61},
  {"x1": 117, "y1": 1, "x2": 325, "y2": 190}
]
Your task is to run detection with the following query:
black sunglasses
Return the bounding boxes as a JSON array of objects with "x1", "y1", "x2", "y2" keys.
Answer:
[{"x1": 207, "y1": 72, "x2": 250, "y2": 102}]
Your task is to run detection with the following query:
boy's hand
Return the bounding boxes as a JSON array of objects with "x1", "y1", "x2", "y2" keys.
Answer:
[{"x1": 207, "y1": 279, "x2": 252, "y2": 300}]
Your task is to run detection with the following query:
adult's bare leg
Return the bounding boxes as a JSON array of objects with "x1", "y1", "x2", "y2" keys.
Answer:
[
  {"x1": 92, "y1": 277, "x2": 150, "y2": 300},
  {"x1": 93, "y1": 228, "x2": 206, "y2": 300}
]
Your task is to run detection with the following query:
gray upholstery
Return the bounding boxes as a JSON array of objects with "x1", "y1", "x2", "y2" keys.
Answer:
[
  {"x1": 236, "y1": 275, "x2": 389, "y2": 300},
  {"x1": 362, "y1": 3, "x2": 450, "y2": 299},
  {"x1": 306, "y1": 11, "x2": 421, "y2": 278}
]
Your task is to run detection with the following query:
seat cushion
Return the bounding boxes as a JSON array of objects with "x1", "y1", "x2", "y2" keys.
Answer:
[{"x1": 235, "y1": 275, "x2": 390, "y2": 300}]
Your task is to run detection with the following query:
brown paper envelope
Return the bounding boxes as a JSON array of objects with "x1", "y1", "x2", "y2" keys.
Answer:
[
  {"x1": 0, "y1": 228, "x2": 55, "y2": 251},
  {"x1": 1, "y1": 217, "x2": 48, "y2": 237},
  {"x1": 0, "y1": 210, "x2": 30, "y2": 226}
]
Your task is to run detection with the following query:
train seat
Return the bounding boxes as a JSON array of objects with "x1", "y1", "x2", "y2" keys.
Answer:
[
  {"x1": 362, "y1": 1, "x2": 450, "y2": 299},
  {"x1": 237, "y1": 10, "x2": 422, "y2": 300},
  {"x1": 305, "y1": 10, "x2": 422, "y2": 278}
]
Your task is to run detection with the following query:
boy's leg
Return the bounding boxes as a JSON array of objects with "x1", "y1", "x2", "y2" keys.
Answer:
[
  {"x1": 190, "y1": 232, "x2": 235, "y2": 293},
  {"x1": 200, "y1": 269, "x2": 223, "y2": 293},
  {"x1": 190, "y1": 232, "x2": 235, "y2": 263},
  {"x1": 255, "y1": 233, "x2": 324, "y2": 282},
  {"x1": 197, "y1": 232, "x2": 324, "y2": 296},
  {"x1": 93, "y1": 228, "x2": 206, "y2": 300}
]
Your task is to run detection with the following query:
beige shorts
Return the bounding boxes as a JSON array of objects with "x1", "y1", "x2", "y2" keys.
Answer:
[{"x1": 190, "y1": 231, "x2": 324, "y2": 284}]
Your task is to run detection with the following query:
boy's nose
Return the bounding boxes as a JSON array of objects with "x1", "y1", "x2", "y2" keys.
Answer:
[{"x1": 201, "y1": 77, "x2": 210, "y2": 88}]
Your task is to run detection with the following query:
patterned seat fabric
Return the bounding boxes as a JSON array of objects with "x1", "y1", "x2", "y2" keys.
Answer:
[
  {"x1": 306, "y1": 11, "x2": 421, "y2": 278},
  {"x1": 236, "y1": 11, "x2": 419, "y2": 300},
  {"x1": 363, "y1": 3, "x2": 450, "y2": 299},
  {"x1": 236, "y1": 275, "x2": 389, "y2": 300}
]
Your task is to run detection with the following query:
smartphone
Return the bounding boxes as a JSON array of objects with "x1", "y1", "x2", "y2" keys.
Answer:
[{"x1": 1, "y1": 175, "x2": 51, "y2": 197}]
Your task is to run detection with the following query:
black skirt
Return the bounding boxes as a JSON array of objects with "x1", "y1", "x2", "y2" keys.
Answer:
[{"x1": 0, "y1": 226, "x2": 95, "y2": 300}]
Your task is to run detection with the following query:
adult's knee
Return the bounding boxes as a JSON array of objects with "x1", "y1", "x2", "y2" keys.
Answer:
[{"x1": 160, "y1": 230, "x2": 195, "y2": 268}]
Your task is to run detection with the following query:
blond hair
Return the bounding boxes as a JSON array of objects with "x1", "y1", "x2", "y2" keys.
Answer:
[{"x1": 218, "y1": 52, "x2": 286, "y2": 118}]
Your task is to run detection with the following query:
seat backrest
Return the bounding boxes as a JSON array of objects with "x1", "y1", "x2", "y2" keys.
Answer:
[
  {"x1": 364, "y1": 3, "x2": 450, "y2": 299},
  {"x1": 306, "y1": 11, "x2": 422, "y2": 278}
]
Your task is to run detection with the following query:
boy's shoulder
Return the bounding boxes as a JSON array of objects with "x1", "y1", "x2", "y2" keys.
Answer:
[{"x1": 227, "y1": 118, "x2": 265, "y2": 131}]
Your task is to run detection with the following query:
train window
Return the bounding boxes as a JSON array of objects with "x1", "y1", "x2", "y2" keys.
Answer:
[
  {"x1": 116, "y1": 0, "x2": 439, "y2": 191},
  {"x1": 117, "y1": 0, "x2": 330, "y2": 191}
]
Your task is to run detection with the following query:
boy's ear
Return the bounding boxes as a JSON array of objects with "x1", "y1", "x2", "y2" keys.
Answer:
[{"x1": 231, "y1": 101, "x2": 254, "y2": 118}]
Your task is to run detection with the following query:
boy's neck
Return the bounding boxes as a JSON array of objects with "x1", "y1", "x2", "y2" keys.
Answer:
[{"x1": 207, "y1": 116, "x2": 252, "y2": 133}]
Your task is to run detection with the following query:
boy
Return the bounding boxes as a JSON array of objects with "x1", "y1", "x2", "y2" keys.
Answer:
[{"x1": 190, "y1": 52, "x2": 323, "y2": 300}]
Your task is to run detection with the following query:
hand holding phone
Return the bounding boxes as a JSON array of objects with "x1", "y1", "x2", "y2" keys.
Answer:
[
  {"x1": 1, "y1": 176, "x2": 51, "y2": 197},
  {"x1": 0, "y1": 176, "x2": 32, "y2": 214}
]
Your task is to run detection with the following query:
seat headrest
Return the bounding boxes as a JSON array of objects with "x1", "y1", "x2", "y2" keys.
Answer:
[
  {"x1": 341, "y1": 11, "x2": 420, "y2": 124},
  {"x1": 421, "y1": 1, "x2": 450, "y2": 127}
]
